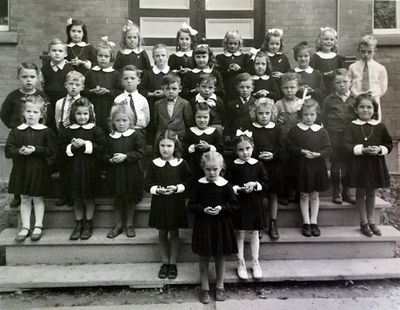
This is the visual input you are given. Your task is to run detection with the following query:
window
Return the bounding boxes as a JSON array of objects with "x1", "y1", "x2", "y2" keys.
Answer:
[
  {"x1": 0, "y1": 0, "x2": 8, "y2": 31},
  {"x1": 374, "y1": 0, "x2": 400, "y2": 34}
]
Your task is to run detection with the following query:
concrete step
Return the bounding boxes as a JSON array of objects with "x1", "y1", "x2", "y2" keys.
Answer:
[
  {"x1": 0, "y1": 258, "x2": 399, "y2": 292},
  {"x1": 1, "y1": 226, "x2": 399, "y2": 265},
  {"x1": 10, "y1": 196, "x2": 390, "y2": 229}
]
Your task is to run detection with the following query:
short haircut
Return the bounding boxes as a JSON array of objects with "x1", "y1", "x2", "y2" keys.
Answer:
[
  {"x1": 235, "y1": 72, "x2": 253, "y2": 86},
  {"x1": 200, "y1": 150, "x2": 225, "y2": 170},
  {"x1": 223, "y1": 30, "x2": 243, "y2": 52},
  {"x1": 197, "y1": 73, "x2": 217, "y2": 85},
  {"x1": 48, "y1": 38, "x2": 67, "y2": 52},
  {"x1": 194, "y1": 102, "x2": 212, "y2": 124},
  {"x1": 297, "y1": 98, "x2": 321, "y2": 119},
  {"x1": 358, "y1": 35, "x2": 378, "y2": 49},
  {"x1": 249, "y1": 98, "x2": 276, "y2": 121},
  {"x1": 293, "y1": 41, "x2": 312, "y2": 60},
  {"x1": 69, "y1": 97, "x2": 96, "y2": 124},
  {"x1": 333, "y1": 68, "x2": 349, "y2": 81},
  {"x1": 121, "y1": 65, "x2": 141, "y2": 78},
  {"x1": 17, "y1": 62, "x2": 39, "y2": 76},
  {"x1": 22, "y1": 95, "x2": 49, "y2": 125},
  {"x1": 152, "y1": 43, "x2": 168, "y2": 55},
  {"x1": 109, "y1": 104, "x2": 134, "y2": 133},
  {"x1": 280, "y1": 72, "x2": 300, "y2": 86},
  {"x1": 66, "y1": 70, "x2": 85, "y2": 84},
  {"x1": 161, "y1": 73, "x2": 181, "y2": 86}
]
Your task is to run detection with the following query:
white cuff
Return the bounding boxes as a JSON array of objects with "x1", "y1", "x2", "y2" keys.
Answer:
[
  {"x1": 66, "y1": 144, "x2": 74, "y2": 157},
  {"x1": 188, "y1": 145, "x2": 196, "y2": 153},
  {"x1": 379, "y1": 145, "x2": 389, "y2": 156},
  {"x1": 83, "y1": 60, "x2": 92, "y2": 69},
  {"x1": 150, "y1": 186, "x2": 159, "y2": 195},
  {"x1": 233, "y1": 185, "x2": 240, "y2": 195},
  {"x1": 209, "y1": 145, "x2": 216, "y2": 152},
  {"x1": 84, "y1": 141, "x2": 93, "y2": 154},
  {"x1": 176, "y1": 184, "x2": 185, "y2": 193},
  {"x1": 255, "y1": 181, "x2": 262, "y2": 191},
  {"x1": 353, "y1": 144, "x2": 364, "y2": 156}
]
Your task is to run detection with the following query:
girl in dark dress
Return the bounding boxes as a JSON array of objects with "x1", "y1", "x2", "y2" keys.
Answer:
[
  {"x1": 343, "y1": 94, "x2": 392, "y2": 237},
  {"x1": 145, "y1": 130, "x2": 191, "y2": 280},
  {"x1": 60, "y1": 98, "x2": 106, "y2": 240},
  {"x1": 188, "y1": 151, "x2": 238, "y2": 304},
  {"x1": 287, "y1": 99, "x2": 332, "y2": 237},
  {"x1": 105, "y1": 105, "x2": 145, "y2": 239},
  {"x1": 227, "y1": 133, "x2": 268, "y2": 281}
]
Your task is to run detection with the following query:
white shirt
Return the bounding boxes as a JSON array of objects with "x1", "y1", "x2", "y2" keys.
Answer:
[
  {"x1": 114, "y1": 90, "x2": 150, "y2": 129},
  {"x1": 55, "y1": 94, "x2": 81, "y2": 129}
]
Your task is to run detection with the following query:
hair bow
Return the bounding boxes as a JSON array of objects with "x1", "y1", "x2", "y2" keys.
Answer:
[
  {"x1": 268, "y1": 28, "x2": 283, "y2": 36},
  {"x1": 196, "y1": 44, "x2": 209, "y2": 48},
  {"x1": 181, "y1": 22, "x2": 198, "y2": 36},
  {"x1": 320, "y1": 27, "x2": 337, "y2": 37},
  {"x1": 123, "y1": 19, "x2": 134, "y2": 32},
  {"x1": 67, "y1": 18, "x2": 72, "y2": 25},
  {"x1": 101, "y1": 36, "x2": 116, "y2": 48},
  {"x1": 295, "y1": 88, "x2": 311, "y2": 111},
  {"x1": 236, "y1": 129, "x2": 253, "y2": 138}
]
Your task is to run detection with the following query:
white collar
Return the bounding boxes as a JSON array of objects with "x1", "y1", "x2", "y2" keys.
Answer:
[
  {"x1": 352, "y1": 119, "x2": 380, "y2": 126},
  {"x1": 196, "y1": 93, "x2": 217, "y2": 102},
  {"x1": 124, "y1": 90, "x2": 139, "y2": 97},
  {"x1": 67, "y1": 94, "x2": 81, "y2": 101},
  {"x1": 252, "y1": 75, "x2": 270, "y2": 80},
  {"x1": 252, "y1": 121, "x2": 275, "y2": 129},
  {"x1": 67, "y1": 42, "x2": 88, "y2": 47},
  {"x1": 224, "y1": 51, "x2": 242, "y2": 57},
  {"x1": 297, "y1": 123, "x2": 322, "y2": 132},
  {"x1": 316, "y1": 51, "x2": 337, "y2": 59},
  {"x1": 152, "y1": 66, "x2": 170, "y2": 74},
  {"x1": 69, "y1": 123, "x2": 95, "y2": 129},
  {"x1": 92, "y1": 66, "x2": 115, "y2": 72},
  {"x1": 191, "y1": 68, "x2": 212, "y2": 74},
  {"x1": 175, "y1": 50, "x2": 193, "y2": 57},
  {"x1": 234, "y1": 158, "x2": 258, "y2": 165},
  {"x1": 50, "y1": 60, "x2": 66, "y2": 71},
  {"x1": 17, "y1": 123, "x2": 47, "y2": 130},
  {"x1": 153, "y1": 157, "x2": 182, "y2": 167},
  {"x1": 267, "y1": 52, "x2": 283, "y2": 57},
  {"x1": 109, "y1": 128, "x2": 135, "y2": 139},
  {"x1": 190, "y1": 126, "x2": 216, "y2": 136},
  {"x1": 121, "y1": 48, "x2": 143, "y2": 55},
  {"x1": 198, "y1": 176, "x2": 228, "y2": 186},
  {"x1": 294, "y1": 67, "x2": 314, "y2": 74}
]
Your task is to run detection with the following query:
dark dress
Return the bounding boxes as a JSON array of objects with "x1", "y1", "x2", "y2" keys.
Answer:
[
  {"x1": 292, "y1": 68, "x2": 326, "y2": 104},
  {"x1": 226, "y1": 158, "x2": 268, "y2": 230},
  {"x1": 66, "y1": 43, "x2": 97, "y2": 75},
  {"x1": 5, "y1": 124, "x2": 56, "y2": 196},
  {"x1": 181, "y1": 68, "x2": 225, "y2": 101},
  {"x1": 287, "y1": 123, "x2": 332, "y2": 193},
  {"x1": 252, "y1": 75, "x2": 282, "y2": 101},
  {"x1": 268, "y1": 53, "x2": 291, "y2": 74},
  {"x1": 105, "y1": 129, "x2": 145, "y2": 203},
  {"x1": 188, "y1": 177, "x2": 239, "y2": 257},
  {"x1": 190, "y1": 94, "x2": 225, "y2": 127},
  {"x1": 113, "y1": 50, "x2": 151, "y2": 72},
  {"x1": 59, "y1": 123, "x2": 106, "y2": 199},
  {"x1": 168, "y1": 52, "x2": 195, "y2": 73},
  {"x1": 343, "y1": 120, "x2": 392, "y2": 189},
  {"x1": 250, "y1": 122, "x2": 285, "y2": 194},
  {"x1": 226, "y1": 96, "x2": 256, "y2": 139},
  {"x1": 145, "y1": 158, "x2": 191, "y2": 230}
]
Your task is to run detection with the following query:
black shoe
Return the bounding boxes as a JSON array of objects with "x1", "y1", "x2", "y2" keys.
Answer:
[
  {"x1": 360, "y1": 223, "x2": 373, "y2": 237},
  {"x1": 332, "y1": 195, "x2": 343, "y2": 204},
  {"x1": 158, "y1": 263, "x2": 169, "y2": 279},
  {"x1": 107, "y1": 225, "x2": 123, "y2": 239},
  {"x1": 215, "y1": 288, "x2": 226, "y2": 301},
  {"x1": 310, "y1": 224, "x2": 321, "y2": 237},
  {"x1": 278, "y1": 197, "x2": 289, "y2": 205},
  {"x1": 269, "y1": 220, "x2": 279, "y2": 240},
  {"x1": 56, "y1": 197, "x2": 70, "y2": 207},
  {"x1": 168, "y1": 264, "x2": 177, "y2": 279},
  {"x1": 369, "y1": 223, "x2": 382, "y2": 236},
  {"x1": 80, "y1": 220, "x2": 93, "y2": 240},
  {"x1": 199, "y1": 290, "x2": 210, "y2": 304},
  {"x1": 69, "y1": 220, "x2": 83, "y2": 240},
  {"x1": 125, "y1": 226, "x2": 136, "y2": 238},
  {"x1": 343, "y1": 195, "x2": 356, "y2": 204},
  {"x1": 10, "y1": 197, "x2": 21, "y2": 208},
  {"x1": 302, "y1": 224, "x2": 312, "y2": 237}
]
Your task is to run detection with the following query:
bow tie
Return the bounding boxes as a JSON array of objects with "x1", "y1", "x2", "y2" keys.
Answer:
[
  {"x1": 197, "y1": 97, "x2": 216, "y2": 107},
  {"x1": 236, "y1": 129, "x2": 252, "y2": 138}
]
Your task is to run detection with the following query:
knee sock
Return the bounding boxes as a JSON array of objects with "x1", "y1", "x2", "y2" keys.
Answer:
[
  {"x1": 356, "y1": 188, "x2": 367, "y2": 225},
  {"x1": 300, "y1": 192, "x2": 310, "y2": 224},
  {"x1": 158, "y1": 230, "x2": 169, "y2": 264},
  {"x1": 32, "y1": 196, "x2": 44, "y2": 227},
  {"x1": 310, "y1": 191, "x2": 319, "y2": 224},
  {"x1": 236, "y1": 230, "x2": 245, "y2": 261},
  {"x1": 199, "y1": 256, "x2": 210, "y2": 291},
  {"x1": 366, "y1": 189, "x2": 376, "y2": 224},
  {"x1": 250, "y1": 230, "x2": 260, "y2": 262},
  {"x1": 84, "y1": 199, "x2": 95, "y2": 220},
  {"x1": 215, "y1": 255, "x2": 226, "y2": 290},
  {"x1": 169, "y1": 230, "x2": 180, "y2": 264},
  {"x1": 20, "y1": 196, "x2": 32, "y2": 229},
  {"x1": 269, "y1": 193, "x2": 278, "y2": 220}
]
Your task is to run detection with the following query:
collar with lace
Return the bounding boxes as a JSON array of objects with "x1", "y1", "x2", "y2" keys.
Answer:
[
  {"x1": 175, "y1": 50, "x2": 193, "y2": 57},
  {"x1": 70, "y1": 123, "x2": 95, "y2": 130},
  {"x1": 109, "y1": 128, "x2": 135, "y2": 139},
  {"x1": 267, "y1": 52, "x2": 283, "y2": 57},
  {"x1": 252, "y1": 121, "x2": 275, "y2": 129},
  {"x1": 294, "y1": 67, "x2": 314, "y2": 74},
  {"x1": 152, "y1": 66, "x2": 170, "y2": 74},
  {"x1": 297, "y1": 122, "x2": 322, "y2": 132},
  {"x1": 352, "y1": 119, "x2": 380, "y2": 126},
  {"x1": 191, "y1": 68, "x2": 212, "y2": 74},
  {"x1": 51, "y1": 60, "x2": 66, "y2": 71},
  {"x1": 234, "y1": 158, "x2": 258, "y2": 165},
  {"x1": 190, "y1": 126, "x2": 216, "y2": 136},
  {"x1": 67, "y1": 42, "x2": 89, "y2": 48},
  {"x1": 17, "y1": 123, "x2": 47, "y2": 130},
  {"x1": 92, "y1": 66, "x2": 115, "y2": 72},
  {"x1": 198, "y1": 176, "x2": 228, "y2": 186},
  {"x1": 224, "y1": 51, "x2": 242, "y2": 57},
  {"x1": 252, "y1": 75, "x2": 270, "y2": 80},
  {"x1": 153, "y1": 157, "x2": 183, "y2": 167},
  {"x1": 196, "y1": 93, "x2": 217, "y2": 102},
  {"x1": 316, "y1": 51, "x2": 337, "y2": 59},
  {"x1": 121, "y1": 48, "x2": 143, "y2": 55}
]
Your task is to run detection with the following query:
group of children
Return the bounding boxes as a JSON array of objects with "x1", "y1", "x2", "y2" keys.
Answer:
[{"x1": 0, "y1": 19, "x2": 393, "y2": 304}]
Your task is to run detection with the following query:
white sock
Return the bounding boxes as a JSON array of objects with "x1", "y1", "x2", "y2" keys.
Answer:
[
  {"x1": 236, "y1": 230, "x2": 245, "y2": 261},
  {"x1": 20, "y1": 195, "x2": 32, "y2": 229},
  {"x1": 32, "y1": 196, "x2": 45, "y2": 227},
  {"x1": 300, "y1": 192, "x2": 310, "y2": 224},
  {"x1": 310, "y1": 191, "x2": 319, "y2": 224},
  {"x1": 250, "y1": 230, "x2": 259, "y2": 262}
]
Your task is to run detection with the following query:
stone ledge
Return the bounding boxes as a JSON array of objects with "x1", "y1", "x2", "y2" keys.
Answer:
[{"x1": 0, "y1": 32, "x2": 18, "y2": 44}]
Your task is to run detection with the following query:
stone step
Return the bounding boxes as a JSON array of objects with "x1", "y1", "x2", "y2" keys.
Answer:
[
  {"x1": 10, "y1": 196, "x2": 390, "y2": 229},
  {"x1": 0, "y1": 258, "x2": 399, "y2": 292},
  {"x1": 1, "y1": 226, "x2": 399, "y2": 265}
]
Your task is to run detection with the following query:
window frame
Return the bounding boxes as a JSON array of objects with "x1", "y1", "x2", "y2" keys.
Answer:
[{"x1": 373, "y1": 0, "x2": 400, "y2": 35}]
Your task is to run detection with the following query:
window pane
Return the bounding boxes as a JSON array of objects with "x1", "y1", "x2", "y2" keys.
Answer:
[
  {"x1": 0, "y1": 0, "x2": 8, "y2": 27},
  {"x1": 374, "y1": 0, "x2": 396, "y2": 29}
]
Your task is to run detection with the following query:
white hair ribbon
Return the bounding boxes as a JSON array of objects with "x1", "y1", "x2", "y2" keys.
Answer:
[
  {"x1": 236, "y1": 129, "x2": 253, "y2": 138},
  {"x1": 182, "y1": 22, "x2": 198, "y2": 36},
  {"x1": 123, "y1": 20, "x2": 134, "y2": 32},
  {"x1": 320, "y1": 27, "x2": 337, "y2": 37},
  {"x1": 67, "y1": 18, "x2": 72, "y2": 25},
  {"x1": 268, "y1": 28, "x2": 283, "y2": 36},
  {"x1": 101, "y1": 36, "x2": 116, "y2": 48}
]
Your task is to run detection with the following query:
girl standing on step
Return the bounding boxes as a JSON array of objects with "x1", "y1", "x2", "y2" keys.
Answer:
[
  {"x1": 145, "y1": 130, "x2": 191, "y2": 280},
  {"x1": 343, "y1": 94, "x2": 392, "y2": 237},
  {"x1": 60, "y1": 98, "x2": 106, "y2": 241},
  {"x1": 105, "y1": 105, "x2": 145, "y2": 239},
  {"x1": 188, "y1": 151, "x2": 239, "y2": 304}
]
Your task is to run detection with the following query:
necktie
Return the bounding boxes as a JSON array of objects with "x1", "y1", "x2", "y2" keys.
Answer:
[
  {"x1": 63, "y1": 97, "x2": 74, "y2": 128},
  {"x1": 361, "y1": 62, "x2": 369, "y2": 92},
  {"x1": 128, "y1": 94, "x2": 138, "y2": 126}
]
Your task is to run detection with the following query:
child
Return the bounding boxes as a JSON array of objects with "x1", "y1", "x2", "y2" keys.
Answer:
[
  {"x1": 188, "y1": 151, "x2": 238, "y2": 304},
  {"x1": 85, "y1": 38, "x2": 122, "y2": 133},
  {"x1": 227, "y1": 133, "x2": 268, "y2": 280},
  {"x1": 287, "y1": 100, "x2": 332, "y2": 237},
  {"x1": 183, "y1": 102, "x2": 224, "y2": 183},
  {"x1": 113, "y1": 65, "x2": 150, "y2": 135},
  {"x1": 1, "y1": 62, "x2": 48, "y2": 208},
  {"x1": 216, "y1": 30, "x2": 251, "y2": 101},
  {"x1": 343, "y1": 94, "x2": 392, "y2": 237},
  {"x1": 105, "y1": 105, "x2": 145, "y2": 238},
  {"x1": 5, "y1": 95, "x2": 56, "y2": 241},
  {"x1": 251, "y1": 51, "x2": 281, "y2": 101},
  {"x1": 323, "y1": 69, "x2": 356, "y2": 204},
  {"x1": 168, "y1": 23, "x2": 197, "y2": 75},
  {"x1": 65, "y1": 18, "x2": 97, "y2": 75},
  {"x1": 190, "y1": 73, "x2": 225, "y2": 135},
  {"x1": 113, "y1": 20, "x2": 151, "y2": 72},
  {"x1": 226, "y1": 73, "x2": 256, "y2": 141},
  {"x1": 349, "y1": 35, "x2": 388, "y2": 122},
  {"x1": 60, "y1": 98, "x2": 106, "y2": 240},
  {"x1": 182, "y1": 42, "x2": 224, "y2": 100},
  {"x1": 145, "y1": 130, "x2": 191, "y2": 279},
  {"x1": 310, "y1": 27, "x2": 346, "y2": 94},
  {"x1": 292, "y1": 41, "x2": 325, "y2": 105},
  {"x1": 249, "y1": 98, "x2": 284, "y2": 240},
  {"x1": 154, "y1": 73, "x2": 193, "y2": 140}
]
